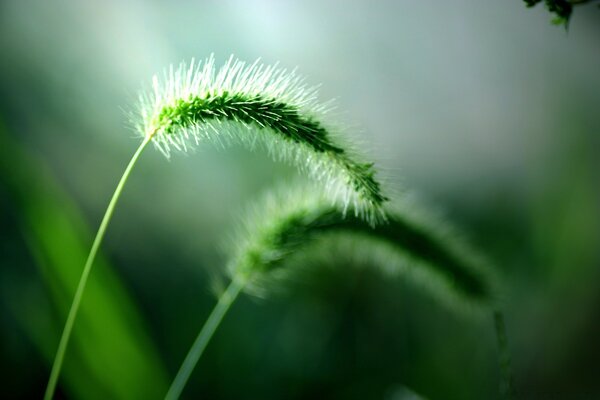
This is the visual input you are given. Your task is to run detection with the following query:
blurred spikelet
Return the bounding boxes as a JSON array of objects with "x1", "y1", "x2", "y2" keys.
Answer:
[{"x1": 226, "y1": 184, "x2": 500, "y2": 314}]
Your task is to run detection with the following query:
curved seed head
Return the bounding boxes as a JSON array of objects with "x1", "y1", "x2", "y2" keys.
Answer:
[
  {"x1": 227, "y1": 184, "x2": 500, "y2": 314},
  {"x1": 135, "y1": 55, "x2": 388, "y2": 224}
]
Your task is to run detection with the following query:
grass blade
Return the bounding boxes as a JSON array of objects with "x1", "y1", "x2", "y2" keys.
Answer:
[{"x1": 0, "y1": 121, "x2": 168, "y2": 399}]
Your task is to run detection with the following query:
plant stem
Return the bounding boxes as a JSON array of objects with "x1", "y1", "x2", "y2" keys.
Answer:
[
  {"x1": 166, "y1": 276, "x2": 246, "y2": 400},
  {"x1": 493, "y1": 310, "x2": 515, "y2": 400},
  {"x1": 44, "y1": 137, "x2": 151, "y2": 400}
]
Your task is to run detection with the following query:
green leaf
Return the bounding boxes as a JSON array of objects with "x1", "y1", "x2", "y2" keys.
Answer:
[{"x1": 0, "y1": 120, "x2": 169, "y2": 399}]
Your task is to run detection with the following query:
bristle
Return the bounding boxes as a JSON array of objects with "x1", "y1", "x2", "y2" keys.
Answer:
[
  {"x1": 135, "y1": 55, "x2": 388, "y2": 224},
  {"x1": 226, "y1": 184, "x2": 500, "y2": 314}
]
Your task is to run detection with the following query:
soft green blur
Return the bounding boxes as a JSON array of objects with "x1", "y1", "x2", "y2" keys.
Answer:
[
  {"x1": 0, "y1": 121, "x2": 169, "y2": 398},
  {"x1": 1, "y1": 1, "x2": 599, "y2": 399}
]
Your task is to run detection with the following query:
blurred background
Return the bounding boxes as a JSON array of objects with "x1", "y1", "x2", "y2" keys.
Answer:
[{"x1": 1, "y1": 0, "x2": 599, "y2": 399}]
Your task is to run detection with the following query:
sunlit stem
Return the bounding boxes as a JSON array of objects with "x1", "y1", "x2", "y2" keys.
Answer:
[
  {"x1": 44, "y1": 137, "x2": 151, "y2": 400},
  {"x1": 165, "y1": 276, "x2": 246, "y2": 400}
]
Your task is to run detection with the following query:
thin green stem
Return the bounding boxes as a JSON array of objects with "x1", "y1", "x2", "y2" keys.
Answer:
[
  {"x1": 493, "y1": 310, "x2": 515, "y2": 400},
  {"x1": 166, "y1": 276, "x2": 246, "y2": 400},
  {"x1": 44, "y1": 137, "x2": 151, "y2": 400}
]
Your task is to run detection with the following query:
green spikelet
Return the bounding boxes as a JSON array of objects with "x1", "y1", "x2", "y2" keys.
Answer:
[
  {"x1": 229, "y1": 184, "x2": 498, "y2": 311},
  {"x1": 136, "y1": 56, "x2": 388, "y2": 223}
]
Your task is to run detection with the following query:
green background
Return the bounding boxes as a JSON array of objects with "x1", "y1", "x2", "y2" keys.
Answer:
[{"x1": 1, "y1": 1, "x2": 599, "y2": 399}]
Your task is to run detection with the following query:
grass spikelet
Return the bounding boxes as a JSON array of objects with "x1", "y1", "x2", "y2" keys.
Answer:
[
  {"x1": 46, "y1": 56, "x2": 386, "y2": 400},
  {"x1": 228, "y1": 184, "x2": 498, "y2": 312},
  {"x1": 136, "y1": 55, "x2": 388, "y2": 223},
  {"x1": 223, "y1": 184, "x2": 513, "y2": 398},
  {"x1": 167, "y1": 184, "x2": 508, "y2": 399}
]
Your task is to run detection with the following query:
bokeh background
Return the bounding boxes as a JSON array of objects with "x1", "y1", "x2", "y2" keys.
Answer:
[{"x1": 1, "y1": 1, "x2": 599, "y2": 399}]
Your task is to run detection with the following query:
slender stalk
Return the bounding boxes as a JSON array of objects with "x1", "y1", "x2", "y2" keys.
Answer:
[
  {"x1": 44, "y1": 137, "x2": 151, "y2": 400},
  {"x1": 166, "y1": 276, "x2": 246, "y2": 400},
  {"x1": 493, "y1": 310, "x2": 515, "y2": 400}
]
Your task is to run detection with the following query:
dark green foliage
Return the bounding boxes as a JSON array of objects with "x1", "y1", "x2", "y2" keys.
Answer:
[
  {"x1": 524, "y1": 0, "x2": 571, "y2": 26},
  {"x1": 523, "y1": 0, "x2": 599, "y2": 26}
]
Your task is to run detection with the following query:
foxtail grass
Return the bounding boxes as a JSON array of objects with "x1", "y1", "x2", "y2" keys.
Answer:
[
  {"x1": 167, "y1": 185, "x2": 512, "y2": 399},
  {"x1": 44, "y1": 56, "x2": 386, "y2": 399}
]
